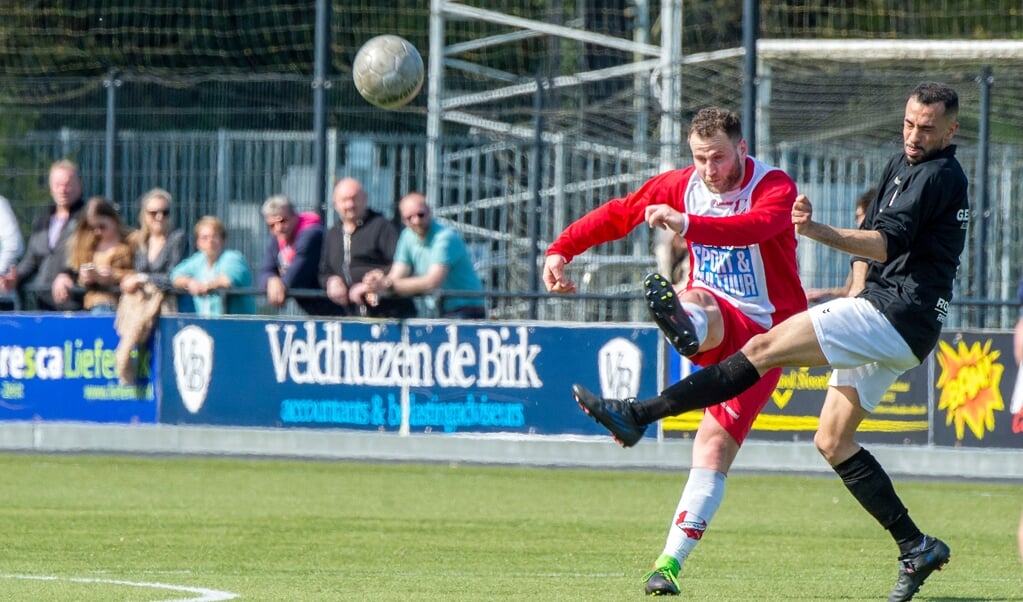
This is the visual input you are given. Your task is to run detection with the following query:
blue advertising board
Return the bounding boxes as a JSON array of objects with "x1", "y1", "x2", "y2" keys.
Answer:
[
  {"x1": 158, "y1": 316, "x2": 661, "y2": 438},
  {"x1": 159, "y1": 316, "x2": 405, "y2": 429},
  {"x1": 401, "y1": 321, "x2": 660, "y2": 436},
  {"x1": 0, "y1": 314, "x2": 157, "y2": 423}
]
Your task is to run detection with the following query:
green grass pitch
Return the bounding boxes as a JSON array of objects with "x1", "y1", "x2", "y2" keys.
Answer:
[{"x1": 0, "y1": 452, "x2": 1019, "y2": 600}]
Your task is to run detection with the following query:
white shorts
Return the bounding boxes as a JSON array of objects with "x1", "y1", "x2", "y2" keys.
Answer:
[{"x1": 807, "y1": 297, "x2": 919, "y2": 412}]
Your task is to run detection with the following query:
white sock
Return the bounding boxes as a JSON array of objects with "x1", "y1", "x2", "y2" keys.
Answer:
[
  {"x1": 679, "y1": 302, "x2": 708, "y2": 345},
  {"x1": 660, "y1": 467, "x2": 726, "y2": 569}
]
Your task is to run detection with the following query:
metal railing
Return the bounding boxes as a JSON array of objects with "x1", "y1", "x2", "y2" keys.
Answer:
[{"x1": 16, "y1": 283, "x2": 1021, "y2": 330}]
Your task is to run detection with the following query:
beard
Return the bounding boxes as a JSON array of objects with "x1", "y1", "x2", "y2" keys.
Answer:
[{"x1": 704, "y1": 159, "x2": 744, "y2": 193}]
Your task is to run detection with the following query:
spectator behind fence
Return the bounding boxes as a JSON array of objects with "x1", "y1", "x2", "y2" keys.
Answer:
[
  {"x1": 120, "y1": 188, "x2": 187, "y2": 303},
  {"x1": 320, "y1": 177, "x2": 416, "y2": 318},
  {"x1": 0, "y1": 160, "x2": 85, "y2": 310},
  {"x1": 0, "y1": 194, "x2": 25, "y2": 310},
  {"x1": 51, "y1": 196, "x2": 135, "y2": 314},
  {"x1": 171, "y1": 216, "x2": 256, "y2": 316},
  {"x1": 257, "y1": 194, "x2": 335, "y2": 316},
  {"x1": 804, "y1": 187, "x2": 875, "y2": 304},
  {"x1": 364, "y1": 192, "x2": 486, "y2": 319},
  {"x1": 114, "y1": 188, "x2": 189, "y2": 382}
]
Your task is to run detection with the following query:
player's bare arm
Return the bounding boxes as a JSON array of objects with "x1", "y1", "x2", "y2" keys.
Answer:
[
  {"x1": 847, "y1": 260, "x2": 869, "y2": 297},
  {"x1": 792, "y1": 194, "x2": 887, "y2": 262}
]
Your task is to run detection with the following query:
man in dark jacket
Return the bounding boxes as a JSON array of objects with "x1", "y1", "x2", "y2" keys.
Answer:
[
  {"x1": 0, "y1": 160, "x2": 85, "y2": 311},
  {"x1": 258, "y1": 194, "x2": 337, "y2": 316},
  {"x1": 319, "y1": 178, "x2": 415, "y2": 318}
]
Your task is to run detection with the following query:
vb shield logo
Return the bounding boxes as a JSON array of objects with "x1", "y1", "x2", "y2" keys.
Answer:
[
  {"x1": 173, "y1": 325, "x2": 214, "y2": 414},
  {"x1": 597, "y1": 337, "x2": 642, "y2": 400}
]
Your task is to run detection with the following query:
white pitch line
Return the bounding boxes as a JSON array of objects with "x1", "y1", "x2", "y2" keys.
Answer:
[{"x1": 0, "y1": 574, "x2": 238, "y2": 601}]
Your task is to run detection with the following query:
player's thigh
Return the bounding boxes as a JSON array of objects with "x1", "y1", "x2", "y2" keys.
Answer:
[
  {"x1": 701, "y1": 366, "x2": 780, "y2": 460},
  {"x1": 689, "y1": 292, "x2": 761, "y2": 364},
  {"x1": 743, "y1": 311, "x2": 827, "y2": 370}
]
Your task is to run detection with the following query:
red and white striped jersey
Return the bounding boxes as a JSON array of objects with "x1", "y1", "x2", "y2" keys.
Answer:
[{"x1": 547, "y1": 156, "x2": 806, "y2": 328}]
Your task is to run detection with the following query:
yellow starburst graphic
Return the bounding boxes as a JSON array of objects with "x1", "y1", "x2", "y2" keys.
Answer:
[{"x1": 936, "y1": 339, "x2": 1005, "y2": 440}]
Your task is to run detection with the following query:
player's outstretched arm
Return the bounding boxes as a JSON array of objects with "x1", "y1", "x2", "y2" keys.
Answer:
[{"x1": 793, "y1": 194, "x2": 887, "y2": 262}]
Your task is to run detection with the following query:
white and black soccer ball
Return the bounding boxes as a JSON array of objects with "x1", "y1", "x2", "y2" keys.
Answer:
[{"x1": 352, "y1": 35, "x2": 425, "y2": 109}]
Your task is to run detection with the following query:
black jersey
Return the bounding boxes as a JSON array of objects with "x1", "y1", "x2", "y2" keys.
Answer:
[{"x1": 858, "y1": 144, "x2": 969, "y2": 362}]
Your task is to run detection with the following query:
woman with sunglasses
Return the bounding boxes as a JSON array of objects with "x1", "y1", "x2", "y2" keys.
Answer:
[
  {"x1": 51, "y1": 196, "x2": 134, "y2": 313},
  {"x1": 120, "y1": 188, "x2": 187, "y2": 303}
]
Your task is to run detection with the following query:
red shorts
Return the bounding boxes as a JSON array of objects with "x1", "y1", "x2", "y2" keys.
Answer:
[{"x1": 687, "y1": 294, "x2": 781, "y2": 445}]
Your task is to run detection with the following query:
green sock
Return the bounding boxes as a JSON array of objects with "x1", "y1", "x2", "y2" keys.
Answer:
[{"x1": 653, "y1": 554, "x2": 680, "y2": 575}]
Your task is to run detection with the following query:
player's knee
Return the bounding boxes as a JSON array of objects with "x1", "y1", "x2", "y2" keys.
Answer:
[
  {"x1": 740, "y1": 332, "x2": 774, "y2": 366},
  {"x1": 693, "y1": 427, "x2": 738, "y2": 469},
  {"x1": 813, "y1": 429, "x2": 844, "y2": 463},
  {"x1": 679, "y1": 288, "x2": 717, "y2": 313}
]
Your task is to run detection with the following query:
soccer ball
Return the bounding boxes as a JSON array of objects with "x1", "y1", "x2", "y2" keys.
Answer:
[{"x1": 353, "y1": 35, "x2": 425, "y2": 109}]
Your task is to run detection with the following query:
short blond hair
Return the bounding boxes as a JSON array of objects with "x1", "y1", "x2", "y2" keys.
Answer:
[{"x1": 194, "y1": 216, "x2": 227, "y2": 240}]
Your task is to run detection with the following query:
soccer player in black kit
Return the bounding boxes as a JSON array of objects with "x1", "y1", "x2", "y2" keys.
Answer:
[{"x1": 576, "y1": 82, "x2": 967, "y2": 600}]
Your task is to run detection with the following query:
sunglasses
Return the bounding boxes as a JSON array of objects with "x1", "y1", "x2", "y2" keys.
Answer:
[
  {"x1": 402, "y1": 211, "x2": 427, "y2": 222},
  {"x1": 148, "y1": 209, "x2": 171, "y2": 217},
  {"x1": 89, "y1": 222, "x2": 111, "y2": 232}
]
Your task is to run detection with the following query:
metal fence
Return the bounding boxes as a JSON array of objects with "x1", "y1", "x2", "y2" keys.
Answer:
[
  {"x1": 12, "y1": 126, "x2": 1023, "y2": 327},
  {"x1": 4, "y1": 4, "x2": 1023, "y2": 327}
]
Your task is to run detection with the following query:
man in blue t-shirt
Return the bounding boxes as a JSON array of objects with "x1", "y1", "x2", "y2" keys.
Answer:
[{"x1": 363, "y1": 192, "x2": 485, "y2": 319}]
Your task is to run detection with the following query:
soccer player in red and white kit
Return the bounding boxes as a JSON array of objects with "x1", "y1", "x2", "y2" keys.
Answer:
[
  {"x1": 578, "y1": 83, "x2": 964, "y2": 601},
  {"x1": 543, "y1": 106, "x2": 807, "y2": 596}
]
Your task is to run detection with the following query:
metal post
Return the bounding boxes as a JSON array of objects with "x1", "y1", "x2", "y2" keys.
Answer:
[
  {"x1": 528, "y1": 74, "x2": 545, "y2": 319},
  {"x1": 426, "y1": 0, "x2": 445, "y2": 208},
  {"x1": 312, "y1": 0, "x2": 331, "y2": 218},
  {"x1": 633, "y1": 0, "x2": 649, "y2": 157},
  {"x1": 974, "y1": 66, "x2": 992, "y2": 327},
  {"x1": 658, "y1": 0, "x2": 682, "y2": 173},
  {"x1": 742, "y1": 0, "x2": 759, "y2": 155},
  {"x1": 103, "y1": 70, "x2": 120, "y2": 201}
]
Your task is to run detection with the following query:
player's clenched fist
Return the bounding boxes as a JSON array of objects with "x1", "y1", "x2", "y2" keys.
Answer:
[
  {"x1": 542, "y1": 254, "x2": 576, "y2": 294},
  {"x1": 791, "y1": 193, "x2": 814, "y2": 233},
  {"x1": 645, "y1": 204, "x2": 688, "y2": 234}
]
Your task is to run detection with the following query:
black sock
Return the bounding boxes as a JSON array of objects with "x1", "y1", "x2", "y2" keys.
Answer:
[
  {"x1": 632, "y1": 352, "x2": 761, "y2": 424},
  {"x1": 833, "y1": 448, "x2": 922, "y2": 554}
]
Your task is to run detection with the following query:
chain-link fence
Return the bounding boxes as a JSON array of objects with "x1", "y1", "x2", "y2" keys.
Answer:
[{"x1": 2, "y1": 2, "x2": 1022, "y2": 325}]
